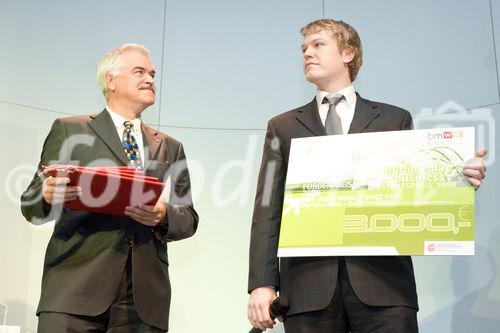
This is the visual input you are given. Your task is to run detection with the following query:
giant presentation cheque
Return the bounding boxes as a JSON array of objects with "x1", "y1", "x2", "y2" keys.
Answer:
[{"x1": 278, "y1": 127, "x2": 475, "y2": 257}]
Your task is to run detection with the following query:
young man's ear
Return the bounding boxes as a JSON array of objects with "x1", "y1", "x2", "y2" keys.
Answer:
[{"x1": 341, "y1": 48, "x2": 355, "y2": 64}]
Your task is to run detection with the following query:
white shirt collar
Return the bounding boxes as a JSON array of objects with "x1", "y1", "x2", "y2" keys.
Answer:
[
  {"x1": 106, "y1": 106, "x2": 142, "y2": 130},
  {"x1": 316, "y1": 85, "x2": 356, "y2": 109}
]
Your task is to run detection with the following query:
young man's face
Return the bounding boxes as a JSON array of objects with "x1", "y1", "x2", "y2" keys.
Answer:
[
  {"x1": 107, "y1": 50, "x2": 156, "y2": 110},
  {"x1": 301, "y1": 30, "x2": 353, "y2": 89}
]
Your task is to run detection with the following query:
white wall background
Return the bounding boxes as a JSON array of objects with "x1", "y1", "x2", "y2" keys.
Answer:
[{"x1": 0, "y1": 0, "x2": 499, "y2": 332}]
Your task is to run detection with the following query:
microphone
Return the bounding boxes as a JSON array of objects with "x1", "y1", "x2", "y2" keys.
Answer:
[{"x1": 249, "y1": 296, "x2": 290, "y2": 333}]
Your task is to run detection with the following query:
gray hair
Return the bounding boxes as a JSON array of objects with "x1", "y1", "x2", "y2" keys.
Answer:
[{"x1": 96, "y1": 43, "x2": 151, "y2": 99}]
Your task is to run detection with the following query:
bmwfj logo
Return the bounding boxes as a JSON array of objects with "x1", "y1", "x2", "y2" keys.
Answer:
[
  {"x1": 414, "y1": 100, "x2": 495, "y2": 166},
  {"x1": 427, "y1": 130, "x2": 464, "y2": 140}
]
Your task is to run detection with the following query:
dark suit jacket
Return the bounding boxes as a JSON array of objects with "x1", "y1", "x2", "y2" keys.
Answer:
[
  {"x1": 21, "y1": 109, "x2": 199, "y2": 330},
  {"x1": 248, "y1": 93, "x2": 418, "y2": 316}
]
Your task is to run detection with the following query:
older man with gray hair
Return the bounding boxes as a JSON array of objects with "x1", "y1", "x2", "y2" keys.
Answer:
[{"x1": 21, "y1": 43, "x2": 199, "y2": 332}]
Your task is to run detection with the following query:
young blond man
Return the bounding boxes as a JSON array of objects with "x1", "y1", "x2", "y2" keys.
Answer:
[{"x1": 247, "y1": 19, "x2": 487, "y2": 333}]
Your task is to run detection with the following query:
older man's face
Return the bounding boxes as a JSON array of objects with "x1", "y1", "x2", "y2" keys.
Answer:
[{"x1": 110, "y1": 50, "x2": 156, "y2": 110}]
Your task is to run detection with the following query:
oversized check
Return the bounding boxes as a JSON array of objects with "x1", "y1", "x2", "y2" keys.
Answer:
[{"x1": 278, "y1": 127, "x2": 475, "y2": 257}]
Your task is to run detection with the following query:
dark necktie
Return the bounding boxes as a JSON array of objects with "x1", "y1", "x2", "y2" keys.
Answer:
[
  {"x1": 122, "y1": 121, "x2": 143, "y2": 170},
  {"x1": 322, "y1": 94, "x2": 345, "y2": 135}
]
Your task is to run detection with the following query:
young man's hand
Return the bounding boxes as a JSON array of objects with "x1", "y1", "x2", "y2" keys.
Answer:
[
  {"x1": 462, "y1": 147, "x2": 488, "y2": 190},
  {"x1": 248, "y1": 286, "x2": 277, "y2": 331}
]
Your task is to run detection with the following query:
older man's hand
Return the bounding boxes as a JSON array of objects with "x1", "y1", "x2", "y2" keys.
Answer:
[
  {"x1": 42, "y1": 176, "x2": 81, "y2": 205},
  {"x1": 124, "y1": 200, "x2": 167, "y2": 226}
]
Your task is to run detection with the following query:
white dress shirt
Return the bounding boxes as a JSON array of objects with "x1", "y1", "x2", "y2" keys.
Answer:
[
  {"x1": 106, "y1": 107, "x2": 145, "y2": 166},
  {"x1": 316, "y1": 85, "x2": 357, "y2": 134}
]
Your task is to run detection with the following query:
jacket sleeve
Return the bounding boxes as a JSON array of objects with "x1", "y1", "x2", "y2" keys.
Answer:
[
  {"x1": 401, "y1": 110, "x2": 414, "y2": 130},
  {"x1": 20, "y1": 118, "x2": 68, "y2": 224},
  {"x1": 248, "y1": 120, "x2": 286, "y2": 292},
  {"x1": 156, "y1": 142, "x2": 199, "y2": 242}
]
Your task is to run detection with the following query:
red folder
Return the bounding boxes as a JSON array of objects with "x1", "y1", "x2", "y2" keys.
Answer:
[{"x1": 43, "y1": 164, "x2": 165, "y2": 216}]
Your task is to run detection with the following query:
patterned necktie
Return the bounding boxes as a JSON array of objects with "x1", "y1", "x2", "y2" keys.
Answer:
[
  {"x1": 322, "y1": 94, "x2": 345, "y2": 135},
  {"x1": 122, "y1": 121, "x2": 143, "y2": 169}
]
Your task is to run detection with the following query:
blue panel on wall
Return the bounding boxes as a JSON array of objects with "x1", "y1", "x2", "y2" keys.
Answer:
[
  {"x1": 411, "y1": 105, "x2": 500, "y2": 331},
  {"x1": 157, "y1": 125, "x2": 265, "y2": 332},
  {"x1": 160, "y1": 0, "x2": 322, "y2": 129},
  {"x1": 0, "y1": 0, "x2": 166, "y2": 125},
  {"x1": 324, "y1": 0, "x2": 499, "y2": 113}
]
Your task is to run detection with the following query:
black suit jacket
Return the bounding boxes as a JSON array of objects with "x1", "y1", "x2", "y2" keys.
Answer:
[
  {"x1": 21, "y1": 110, "x2": 199, "y2": 330},
  {"x1": 248, "y1": 93, "x2": 418, "y2": 316}
]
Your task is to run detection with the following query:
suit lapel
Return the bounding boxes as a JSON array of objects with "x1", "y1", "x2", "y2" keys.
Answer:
[
  {"x1": 295, "y1": 98, "x2": 327, "y2": 136},
  {"x1": 348, "y1": 93, "x2": 380, "y2": 134},
  {"x1": 88, "y1": 109, "x2": 129, "y2": 166},
  {"x1": 141, "y1": 123, "x2": 163, "y2": 171}
]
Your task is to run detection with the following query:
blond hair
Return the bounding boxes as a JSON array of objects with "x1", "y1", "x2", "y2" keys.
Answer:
[
  {"x1": 300, "y1": 19, "x2": 363, "y2": 82},
  {"x1": 96, "y1": 43, "x2": 151, "y2": 99}
]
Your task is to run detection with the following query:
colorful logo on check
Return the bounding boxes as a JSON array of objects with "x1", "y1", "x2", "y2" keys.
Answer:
[
  {"x1": 427, "y1": 130, "x2": 464, "y2": 140},
  {"x1": 427, "y1": 243, "x2": 436, "y2": 252}
]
